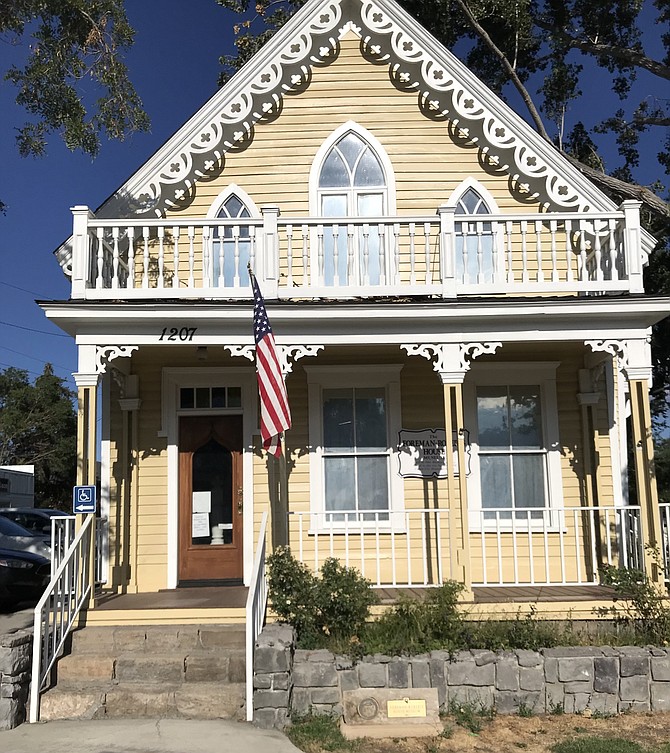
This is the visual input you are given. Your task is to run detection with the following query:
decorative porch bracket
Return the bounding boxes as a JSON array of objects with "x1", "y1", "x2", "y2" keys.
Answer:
[
  {"x1": 401, "y1": 341, "x2": 501, "y2": 595},
  {"x1": 585, "y1": 337, "x2": 662, "y2": 583},
  {"x1": 224, "y1": 343, "x2": 324, "y2": 376},
  {"x1": 400, "y1": 341, "x2": 502, "y2": 384}
]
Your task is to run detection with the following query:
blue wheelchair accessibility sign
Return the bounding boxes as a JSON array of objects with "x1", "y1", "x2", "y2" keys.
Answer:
[{"x1": 73, "y1": 485, "x2": 97, "y2": 514}]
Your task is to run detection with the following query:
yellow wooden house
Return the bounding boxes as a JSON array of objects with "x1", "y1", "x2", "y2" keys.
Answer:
[{"x1": 41, "y1": 0, "x2": 668, "y2": 636}]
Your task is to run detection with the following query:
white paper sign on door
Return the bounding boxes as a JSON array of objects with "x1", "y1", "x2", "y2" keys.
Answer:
[{"x1": 192, "y1": 511, "x2": 211, "y2": 537}]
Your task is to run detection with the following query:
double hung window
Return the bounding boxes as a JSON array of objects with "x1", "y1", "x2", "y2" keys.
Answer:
[
  {"x1": 307, "y1": 366, "x2": 403, "y2": 527},
  {"x1": 465, "y1": 363, "x2": 562, "y2": 527}
]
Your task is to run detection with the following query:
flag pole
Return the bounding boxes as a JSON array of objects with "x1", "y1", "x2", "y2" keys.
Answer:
[{"x1": 249, "y1": 262, "x2": 291, "y2": 551}]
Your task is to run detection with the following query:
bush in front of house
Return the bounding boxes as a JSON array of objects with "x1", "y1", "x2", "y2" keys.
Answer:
[{"x1": 267, "y1": 547, "x2": 377, "y2": 648}]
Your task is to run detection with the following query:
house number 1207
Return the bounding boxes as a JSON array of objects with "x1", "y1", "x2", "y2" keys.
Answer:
[{"x1": 159, "y1": 327, "x2": 197, "y2": 341}]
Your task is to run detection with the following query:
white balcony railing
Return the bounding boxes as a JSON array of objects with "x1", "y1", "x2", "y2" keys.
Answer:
[{"x1": 68, "y1": 201, "x2": 644, "y2": 300}]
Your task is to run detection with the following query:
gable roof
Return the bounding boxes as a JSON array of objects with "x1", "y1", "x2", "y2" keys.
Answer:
[{"x1": 93, "y1": 0, "x2": 621, "y2": 222}]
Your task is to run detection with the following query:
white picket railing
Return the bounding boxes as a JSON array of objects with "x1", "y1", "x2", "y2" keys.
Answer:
[
  {"x1": 245, "y1": 511, "x2": 269, "y2": 723},
  {"x1": 68, "y1": 202, "x2": 643, "y2": 300},
  {"x1": 470, "y1": 504, "x2": 643, "y2": 587},
  {"x1": 287, "y1": 509, "x2": 452, "y2": 587},
  {"x1": 286, "y1": 506, "x2": 642, "y2": 589},
  {"x1": 29, "y1": 515, "x2": 94, "y2": 723}
]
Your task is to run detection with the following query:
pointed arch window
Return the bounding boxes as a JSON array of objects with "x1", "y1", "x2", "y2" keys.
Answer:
[
  {"x1": 454, "y1": 186, "x2": 497, "y2": 285},
  {"x1": 212, "y1": 193, "x2": 253, "y2": 288},
  {"x1": 317, "y1": 130, "x2": 389, "y2": 286}
]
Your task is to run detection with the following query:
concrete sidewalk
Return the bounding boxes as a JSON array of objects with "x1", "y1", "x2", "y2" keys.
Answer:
[{"x1": 0, "y1": 719, "x2": 302, "y2": 753}]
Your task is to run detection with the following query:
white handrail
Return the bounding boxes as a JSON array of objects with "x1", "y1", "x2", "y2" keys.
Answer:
[
  {"x1": 29, "y1": 514, "x2": 94, "y2": 723},
  {"x1": 245, "y1": 511, "x2": 269, "y2": 723}
]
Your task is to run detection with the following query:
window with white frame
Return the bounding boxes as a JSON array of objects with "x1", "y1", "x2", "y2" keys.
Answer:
[
  {"x1": 455, "y1": 187, "x2": 495, "y2": 284},
  {"x1": 315, "y1": 128, "x2": 390, "y2": 286},
  {"x1": 464, "y1": 363, "x2": 563, "y2": 526},
  {"x1": 307, "y1": 365, "x2": 403, "y2": 526},
  {"x1": 207, "y1": 188, "x2": 258, "y2": 288}
]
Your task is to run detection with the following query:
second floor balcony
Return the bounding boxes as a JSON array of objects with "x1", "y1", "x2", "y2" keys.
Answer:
[{"x1": 63, "y1": 201, "x2": 648, "y2": 301}]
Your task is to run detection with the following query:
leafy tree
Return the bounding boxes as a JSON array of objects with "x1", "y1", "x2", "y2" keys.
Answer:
[
  {"x1": 0, "y1": 0, "x2": 150, "y2": 214},
  {"x1": 0, "y1": 365, "x2": 77, "y2": 509}
]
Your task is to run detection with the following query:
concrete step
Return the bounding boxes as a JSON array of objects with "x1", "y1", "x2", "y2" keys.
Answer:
[
  {"x1": 40, "y1": 682, "x2": 246, "y2": 721},
  {"x1": 55, "y1": 650, "x2": 246, "y2": 686},
  {"x1": 69, "y1": 624, "x2": 246, "y2": 654}
]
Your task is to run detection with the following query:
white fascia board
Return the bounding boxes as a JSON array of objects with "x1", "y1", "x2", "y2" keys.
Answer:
[{"x1": 40, "y1": 297, "x2": 670, "y2": 341}]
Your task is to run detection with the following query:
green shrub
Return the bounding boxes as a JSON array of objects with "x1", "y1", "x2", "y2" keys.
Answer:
[
  {"x1": 316, "y1": 557, "x2": 377, "y2": 640},
  {"x1": 448, "y1": 699, "x2": 495, "y2": 733},
  {"x1": 267, "y1": 547, "x2": 376, "y2": 647},
  {"x1": 599, "y1": 558, "x2": 670, "y2": 644},
  {"x1": 363, "y1": 581, "x2": 466, "y2": 654},
  {"x1": 467, "y1": 607, "x2": 577, "y2": 651},
  {"x1": 267, "y1": 546, "x2": 320, "y2": 642}
]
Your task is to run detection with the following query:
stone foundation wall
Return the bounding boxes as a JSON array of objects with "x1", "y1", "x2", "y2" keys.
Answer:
[
  {"x1": 0, "y1": 629, "x2": 32, "y2": 730},
  {"x1": 252, "y1": 627, "x2": 670, "y2": 729}
]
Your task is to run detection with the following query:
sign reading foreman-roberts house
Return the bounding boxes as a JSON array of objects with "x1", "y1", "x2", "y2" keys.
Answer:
[{"x1": 397, "y1": 428, "x2": 471, "y2": 479}]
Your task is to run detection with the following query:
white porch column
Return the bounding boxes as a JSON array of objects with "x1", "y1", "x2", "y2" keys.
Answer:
[
  {"x1": 117, "y1": 374, "x2": 141, "y2": 593},
  {"x1": 401, "y1": 341, "x2": 502, "y2": 596},
  {"x1": 74, "y1": 345, "x2": 99, "y2": 606},
  {"x1": 587, "y1": 337, "x2": 663, "y2": 582}
]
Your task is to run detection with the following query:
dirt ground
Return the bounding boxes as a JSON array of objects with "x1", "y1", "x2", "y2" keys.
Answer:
[{"x1": 321, "y1": 712, "x2": 670, "y2": 752}]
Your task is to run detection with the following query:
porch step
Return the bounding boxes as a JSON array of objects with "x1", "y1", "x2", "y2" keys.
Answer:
[
  {"x1": 39, "y1": 682, "x2": 246, "y2": 720},
  {"x1": 40, "y1": 624, "x2": 247, "y2": 721}
]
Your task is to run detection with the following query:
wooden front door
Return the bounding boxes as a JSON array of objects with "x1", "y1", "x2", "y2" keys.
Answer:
[{"x1": 178, "y1": 415, "x2": 243, "y2": 583}]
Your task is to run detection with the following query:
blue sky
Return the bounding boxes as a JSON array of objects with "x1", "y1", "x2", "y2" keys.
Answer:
[
  {"x1": 0, "y1": 0, "x2": 236, "y2": 390},
  {"x1": 0, "y1": 1, "x2": 665, "y2": 393}
]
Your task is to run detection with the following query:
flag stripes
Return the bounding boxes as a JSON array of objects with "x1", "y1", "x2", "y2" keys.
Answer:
[{"x1": 251, "y1": 273, "x2": 291, "y2": 457}]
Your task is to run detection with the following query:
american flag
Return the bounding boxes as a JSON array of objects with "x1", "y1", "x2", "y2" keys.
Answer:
[{"x1": 251, "y1": 273, "x2": 291, "y2": 457}]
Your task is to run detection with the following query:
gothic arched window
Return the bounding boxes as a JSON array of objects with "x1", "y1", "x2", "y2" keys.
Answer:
[{"x1": 316, "y1": 129, "x2": 390, "y2": 286}]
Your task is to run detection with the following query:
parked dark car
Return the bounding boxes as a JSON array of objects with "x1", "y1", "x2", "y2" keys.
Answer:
[
  {"x1": 0, "y1": 507, "x2": 72, "y2": 535},
  {"x1": 0, "y1": 516, "x2": 51, "y2": 559},
  {"x1": 0, "y1": 547, "x2": 50, "y2": 608}
]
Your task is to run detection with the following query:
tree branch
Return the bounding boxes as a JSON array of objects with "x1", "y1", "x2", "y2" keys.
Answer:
[
  {"x1": 535, "y1": 22, "x2": 670, "y2": 80},
  {"x1": 562, "y1": 153, "x2": 670, "y2": 219},
  {"x1": 452, "y1": 0, "x2": 552, "y2": 143}
]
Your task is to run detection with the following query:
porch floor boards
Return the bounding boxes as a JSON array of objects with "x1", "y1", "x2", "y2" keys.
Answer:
[
  {"x1": 92, "y1": 584, "x2": 615, "y2": 612},
  {"x1": 95, "y1": 586, "x2": 249, "y2": 611},
  {"x1": 472, "y1": 585, "x2": 617, "y2": 603}
]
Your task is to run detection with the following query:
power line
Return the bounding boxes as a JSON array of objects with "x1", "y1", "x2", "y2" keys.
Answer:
[
  {"x1": 0, "y1": 280, "x2": 58, "y2": 300},
  {"x1": 0, "y1": 320, "x2": 70, "y2": 337},
  {"x1": 0, "y1": 345, "x2": 73, "y2": 374}
]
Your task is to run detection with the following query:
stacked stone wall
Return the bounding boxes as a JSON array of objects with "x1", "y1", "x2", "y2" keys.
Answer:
[
  {"x1": 253, "y1": 627, "x2": 670, "y2": 729},
  {"x1": 0, "y1": 629, "x2": 32, "y2": 729}
]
